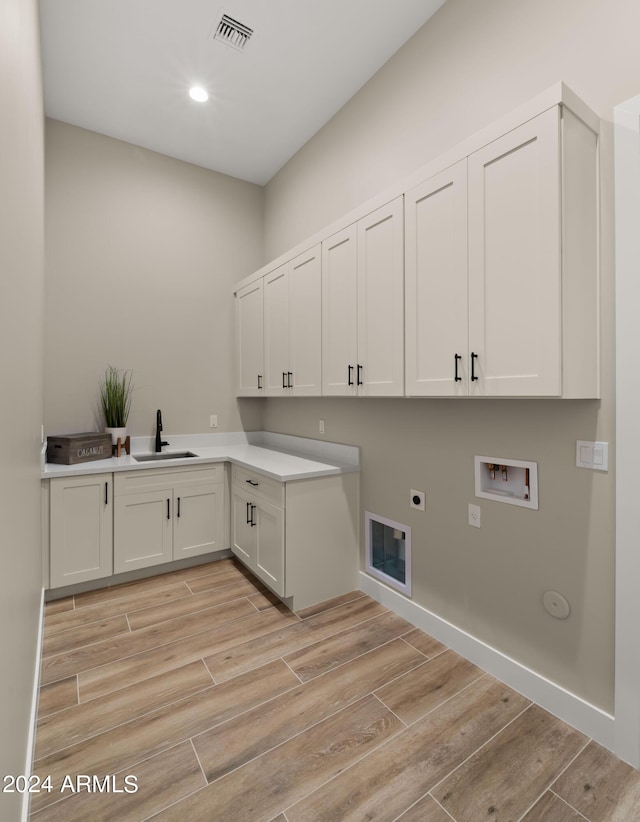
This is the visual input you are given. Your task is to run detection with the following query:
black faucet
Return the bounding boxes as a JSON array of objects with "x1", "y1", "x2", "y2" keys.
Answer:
[{"x1": 155, "y1": 409, "x2": 168, "y2": 452}]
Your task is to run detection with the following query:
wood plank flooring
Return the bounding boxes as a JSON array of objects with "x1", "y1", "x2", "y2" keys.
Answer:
[{"x1": 30, "y1": 558, "x2": 640, "y2": 821}]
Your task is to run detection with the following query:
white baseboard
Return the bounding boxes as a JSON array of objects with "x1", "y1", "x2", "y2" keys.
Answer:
[
  {"x1": 359, "y1": 572, "x2": 614, "y2": 750},
  {"x1": 22, "y1": 588, "x2": 45, "y2": 822}
]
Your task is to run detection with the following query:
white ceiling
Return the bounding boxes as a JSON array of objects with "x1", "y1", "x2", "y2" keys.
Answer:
[{"x1": 38, "y1": 0, "x2": 446, "y2": 185}]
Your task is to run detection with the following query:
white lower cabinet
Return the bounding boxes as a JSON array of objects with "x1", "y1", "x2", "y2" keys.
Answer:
[
  {"x1": 45, "y1": 458, "x2": 358, "y2": 610},
  {"x1": 114, "y1": 465, "x2": 226, "y2": 574},
  {"x1": 49, "y1": 473, "x2": 113, "y2": 588},
  {"x1": 231, "y1": 465, "x2": 359, "y2": 610},
  {"x1": 231, "y1": 480, "x2": 285, "y2": 595}
]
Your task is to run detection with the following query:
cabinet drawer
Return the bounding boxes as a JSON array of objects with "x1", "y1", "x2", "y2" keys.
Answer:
[
  {"x1": 231, "y1": 465, "x2": 284, "y2": 508},
  {"x1": 115, "y1": 464, "x2": 225, "y2": 495}
]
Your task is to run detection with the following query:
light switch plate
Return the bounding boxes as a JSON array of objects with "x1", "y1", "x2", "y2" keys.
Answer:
[{"x1": 576, "y1": 440, "x2": 609, "y2": 471}]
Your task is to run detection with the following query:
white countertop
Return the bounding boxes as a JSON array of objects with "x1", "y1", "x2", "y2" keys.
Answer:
[{"x1": 41, "y1": 432, "x2": 360, "y2": 483}]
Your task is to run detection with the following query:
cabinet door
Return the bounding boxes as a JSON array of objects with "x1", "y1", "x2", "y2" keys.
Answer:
[
  {"x1": 255, "y1": 499, "x2": 285, "y2": 597},
  {"x1": 174, "y1": 482, "x2": 224, "y2": 560},
  {"x1": 114, "y1": 489, "x2": 173, "y2": 573},
  {"x1": 357, "y1": 197, "x2": 404, "y2": 396},
  {"x1": 322, "y1": 224, "x2": 358, "y2": 395},
  {"x1": 236, "y1": 280, "x2": 264, "y2": 396},
  {"x1": 49, "y1": 474, "x2": 113, "y2": 588},
  {"x1": 289, "y1": 245, "x2": 322, "y2": 396},
  {"x1": 230, "y1": 484, "x2": 257, "y2": 570},
  {"x1": 405, "y1": 161, "x2": 468, "y2": 396},
  {"x1": 468, "y1": 107, "x2": 561, "y2": 396},
  {"x1": 264, "y1": 265, "x2": 291, "y2": 396}
]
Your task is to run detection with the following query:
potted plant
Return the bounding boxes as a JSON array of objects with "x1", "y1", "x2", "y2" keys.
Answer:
[{"x1": 99, "y1": 365, "x2": 134, "y2": 444}]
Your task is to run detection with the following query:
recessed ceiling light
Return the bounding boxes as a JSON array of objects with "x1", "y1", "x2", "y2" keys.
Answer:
[{"x1": 189, "y1": 86, "x2": 209, "y2": 103}]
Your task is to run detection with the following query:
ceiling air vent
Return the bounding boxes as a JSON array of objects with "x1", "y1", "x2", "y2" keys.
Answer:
[{"x1": 212, "y1": 14, "x2": 253, "y2": 51}]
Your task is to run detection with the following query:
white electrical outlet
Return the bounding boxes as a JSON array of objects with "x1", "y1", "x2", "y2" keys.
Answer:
[
  {"x1": 319, "y1": 419, "x2": 325, "y2": 434},
  {"x1": 468, "y1": 504, "x2": 481, "y2": 528},
  {"x1": 209, "y1": 415, "x2": 218, "y2": 428},
  {"x1": 410, "y1": 489, "x2": 425, "y2": 511}
]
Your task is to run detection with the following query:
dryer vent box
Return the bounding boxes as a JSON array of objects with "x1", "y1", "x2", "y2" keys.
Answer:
[{"x1": 365, "y1": 511, "x2": 412, "y2": 596}]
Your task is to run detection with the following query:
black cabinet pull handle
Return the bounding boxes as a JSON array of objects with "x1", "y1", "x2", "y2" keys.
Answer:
[
  {"x1": 471, "y1": 352, "x2": 479, "y2": 382},
  {"x1": 167, "y1": 498, "x2": 171, "y2": 519},
  {"x1": 348, "y1": 364, "x2": 354, "y2": 386},
  {"x1": 250, "y1": 504, "x2": 257, "y2": 527},
  {"x1": 357, "y1": 364, "x2": 363, "y2": 386},
  {"x1": 454, "y1": 354, "x2": 462, "y2": 382},
  {"x1": 246, "y1": 501, "x2": 252, "y2": 524},
  {"x1": 177, "y1": 497, "x2": 181, "y2": 518},
  {"x1": 246, "y1": 479, "x2": 259, "y2": 487},
  {"x1": 105, "y1": 482, "x2": 109, "y2": 505},
  {"x1": 288, "y1": 371, "x2": 293, "y2": 388},
  {"x1": 282, "y1": 371, "x2": 287, "y2": 389},
  {"x1": 257, "y1": 374, "x2": 262, "y2": 389}
]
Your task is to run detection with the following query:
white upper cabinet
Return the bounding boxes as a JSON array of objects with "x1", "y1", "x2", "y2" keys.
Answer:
[
  {"x1": 289, "y1": 246, "x2": 322, "y2": 395},
  {"x1": 322, "y1": 197, "x2": 404, "y2": 396},
  {"x1": 264, "y1": 245, "x2": 321, "y2": 396},
  {"x1": 405, "y1": 160, "x2": 468, "y2": 396},
  {"x1": 467, "y1": 107, "x2": 562, "y2": 396},
  {"x1": 357, "y1": 198, "x2": 405, "y2": 396},
  {"x1": 322, "y1": 224, "x2": 358, "y2": 395},
  {"x1": 406, "y1": 103, "x2": 598, "y2": 398},
  {"x1": 264, "y1": 264, "x2": 290, "y2": 395},
  {"x1": 238, "y1": 86, "x2": 599, "y2": 400},
  {"x1": 236, "y1": 279, "x2": 264, "y2": 396}
]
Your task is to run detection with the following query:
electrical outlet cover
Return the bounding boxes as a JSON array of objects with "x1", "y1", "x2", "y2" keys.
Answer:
[{"x1": 410, "y1": 489, "x2": 425, "y2": 511}]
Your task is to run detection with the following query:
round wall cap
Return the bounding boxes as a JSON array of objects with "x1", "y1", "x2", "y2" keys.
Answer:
[{"x1": 542, "y1": 590, "x2": 571, "y2": 620}]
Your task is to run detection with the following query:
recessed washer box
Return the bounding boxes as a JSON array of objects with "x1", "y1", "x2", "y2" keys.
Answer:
[{"x1": 474, "y1": 456, "x2": 538, "y2": 510}]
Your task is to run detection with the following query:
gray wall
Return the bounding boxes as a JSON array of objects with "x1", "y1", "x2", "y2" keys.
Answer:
[
  {"x1": 259, "y1": 0, "x2": 640, "y2": 713},
  {"x1": 44, "y1": 120, "x2": 264, "y2": 438},
  {"x1": 0, "y1": 0, "x2": 44, "y2": 818}
]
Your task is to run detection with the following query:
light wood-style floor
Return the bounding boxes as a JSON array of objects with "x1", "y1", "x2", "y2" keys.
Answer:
[{"x1": 31, "y1": 558, "x2": 640, "y2": 821}]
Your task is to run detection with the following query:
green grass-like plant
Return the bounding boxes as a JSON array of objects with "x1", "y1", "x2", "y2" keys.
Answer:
[{"x1": 99, "y1": 366, "x2": 134, "y2": 428}]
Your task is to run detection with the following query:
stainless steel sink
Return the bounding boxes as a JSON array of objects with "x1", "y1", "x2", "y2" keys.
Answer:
[{"x1": 133, "y1": 451, "x2": 198, "y2": 462}]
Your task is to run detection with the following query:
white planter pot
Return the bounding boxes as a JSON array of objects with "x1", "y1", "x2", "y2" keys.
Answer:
[{"x1": 105, "y1": 426, "x2": 127, "y2": 445}]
